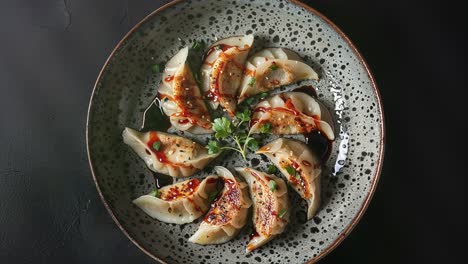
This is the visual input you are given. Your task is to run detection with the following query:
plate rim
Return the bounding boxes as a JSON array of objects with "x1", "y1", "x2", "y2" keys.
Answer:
[{"x1": 86, "y1": 0, "x2": 385, "y2": 263}]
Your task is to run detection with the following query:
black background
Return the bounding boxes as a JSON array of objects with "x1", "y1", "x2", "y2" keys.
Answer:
[{"x1": 0, "y1": 0, "x2": 464, "y2": 263}]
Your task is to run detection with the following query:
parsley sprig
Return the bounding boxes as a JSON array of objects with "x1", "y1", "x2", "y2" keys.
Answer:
[{"x1": 207, "y1": 109, "x2": 270, "y2": 160}]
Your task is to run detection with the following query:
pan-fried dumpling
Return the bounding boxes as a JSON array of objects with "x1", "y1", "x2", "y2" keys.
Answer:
[
  {"x1": 257, "y1": 138, "x2": 321, "y2": 220},
  {"x1": 238, "y1": 48, "x2": 318, "y2": 102},
  {"x1": 235, "y1": 167, "x2": 289, "y2": 253},
  {"x1": 249, "y1": 92, "x2": 335, "y2": 140},
  {"x1": 158, "y1": 47, "x2": 212, "y2": 134},
  {"x1": 133, "y1": 176, "x2": 221, "y2": 224},
  {"x1": 122, "y1": 127, "x2": 218, "y2": 177},
  {"x1": 189, "y1": 166, "x2": 251, "y2": 244},
  {"x1": 201, "y1": 35, "x2": 254, "y2": 116}
]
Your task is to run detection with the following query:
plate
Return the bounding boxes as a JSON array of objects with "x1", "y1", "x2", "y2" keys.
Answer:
[{"x1": 86, "y1": 0, "x2": 384, "y2": 263}]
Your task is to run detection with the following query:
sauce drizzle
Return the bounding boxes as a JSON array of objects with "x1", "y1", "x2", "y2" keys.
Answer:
[
  {"x1": 251, "y1": 93, "x2": 325, "y2": 135},
  {"x1": 203, "y1": 178, "x2": 241, "y2": 224},
  {"x1": 146, "y1": 131, "x2": 192, "y2": 168},
  {"x1": 286, "y1": 160, "x2": 311, "y2": 199},
  {"x1": 164, "y1": 75, "x2": 174, "y2": 82},
  {"x1": 203, "y1": 43, "x2": 249, "y2": 104},
  {"x1": 160, "y1": 179, "x2": 200, "y2": 201}
]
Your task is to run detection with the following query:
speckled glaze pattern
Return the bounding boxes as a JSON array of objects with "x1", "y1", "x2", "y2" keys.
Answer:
[{"x1": 86, "y1": 1, "x2": 384, "y2": 263}]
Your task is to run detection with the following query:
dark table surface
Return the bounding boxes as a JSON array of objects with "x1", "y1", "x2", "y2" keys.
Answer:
[{"x1": 0, "y1": 0, "x2": 464, "y2": 263}]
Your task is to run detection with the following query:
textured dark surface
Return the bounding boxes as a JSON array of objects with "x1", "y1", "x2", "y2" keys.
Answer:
[{"x1": 0, "y1": 0, "x2": 463, "y2": 263}]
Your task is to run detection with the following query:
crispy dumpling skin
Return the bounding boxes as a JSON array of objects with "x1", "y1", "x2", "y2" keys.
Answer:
[
  {"x1": 238, "y1": 48, "x2": 318, "y2": 102},
  {"x1": 189, "y1": 166, "x2": 252, "y2": 245},
  {"x1": 249, "y1": 92, "x2": 335, "y2": 140},
  {"x1": 201, "y1": 35, "x2": 254, "y2": 116},
  {"x1": 133, "y1": 176, "x2": 220, "y2": 224},
  {"x1": 158, "y1": 47, "x2": 212, "y2": 134},
  {"x1": 235, "y1": 167, "x2": 289, "y2": 253},
  {"x1": 122, "y1": 127, "x2": 218, "y2": 178},
  {"x1": 257, "y1": 138, "x2": 321, "y2": 219}
]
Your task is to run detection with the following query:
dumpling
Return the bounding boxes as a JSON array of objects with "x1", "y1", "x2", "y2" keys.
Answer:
[
  {"x1": 249, "y1": 92, "x2": 335, "y2": 140},
  {"x1": 133, "y1": 176, "x2": 221, "y2": 224},
  {"x1": 122, "y1": 127, "x2": 218, "y2": 177},
  {"x1": 238, "y1": 48, "x2": 318, "y2": 102},
  {"x1": 158, "y1": 47, "x2": 212, "y2": 134},
  {"x1": 257, "y1": 138, "x2": 321, "y2": 220},
  {"x1": 201, "y1": 35, "x2": 254, "y2": 116},
  {"x1": 235, "y1": 167, "x2": 289, "y2": 253},
  {"x1": 189, "y1": 166, "x2": 252, "y2": 244}
]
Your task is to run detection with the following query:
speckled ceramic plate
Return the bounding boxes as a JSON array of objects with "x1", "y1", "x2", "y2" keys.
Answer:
[{"x1": 86, "y1": 0, "x2": 384, "y2": 263}]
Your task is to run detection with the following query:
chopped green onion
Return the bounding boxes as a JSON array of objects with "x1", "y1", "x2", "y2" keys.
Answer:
[
  {"x1": 279, "y1": 209, "x2": 287, "y2": 218},
  {"x1": 151, "y1": 64, "x2": 161, "y2": 73},
  {"x1": 152, "y1": 141, "x2": 161, "y2": 151},
  {"x1": 259, "y1": 92, "x2": 269, "y2": 99},
  {"x1": 192, "y1": 41, "x2": 204, "y2": 51},
  {"x1": 269, "y1": 64, "x2": 279, "y2": 71},
  {"x1": 267, "y1": 165, "x2": 278, "y2": 174},
  {"x1": 248, "y1": 77, "x2": 256, "y2": 86},
  {"x1": 269, "y1": 180, "x2": 277, "y2": 192},
  {"x1": 214, "y1": 45, "x2": 221, "y2": 50},
  {"x1": 285, "y1": 165, "x2": 296, "y2": 176},
  {"x1": 149, "y1": 189, "x2": 160, "y2": 198}
]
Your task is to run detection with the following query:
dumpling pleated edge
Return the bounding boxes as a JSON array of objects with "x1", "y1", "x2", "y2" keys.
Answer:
[
  {"x1": 188, "y1": 166, "x2": 252, "y2": 245},
  {"x1": 235, "y1": 167, "x2": 289, "y2": 253},
  {"x1": 132, "y1": 175, "x2": 220, "y2": 224}
]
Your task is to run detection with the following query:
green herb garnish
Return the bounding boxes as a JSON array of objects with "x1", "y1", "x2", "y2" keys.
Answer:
[
  {"x1": 149, "y1": 189, "x2": 160, "y2": 198},
  {"x1": 259, "y1": 92, "x2": 269, "y2": 99},
  {"x1": 207, "y1": 140, "x2": 221, "y2": 155},
  {"x1": 191, "y1": 40, "x2": 205, "y2": 51},
  {"x1": 152, "y1": 141, "x2": 161, "y2": 151},
  {"x1": 151, "y1": 63, "x2": 162, "y2": 73},
  {"x1": 279, "y1": 209, "x2": 287, "y2": 218},
  {"x1": 239, "y1": 92, "x2": 269, "y2": 109},
  {"x1": 269, "y1": 180, "x2": 277, "y2": 192},
  {"x1": 245, "y1": 137, "x2": 259, "y2": 152},
  {"x1": 214, "y1": 45, "x2": 221, "y2": 50},
  {"x1": 259, "y1": 122, "x2": 272, "y2": 134},
  {"x1": 235, "y1": 109, "x2": 251, "y2": 123},
  {"x1": 248, "y1": 77, "x2": 256, "y2": 86},
  {"x1": 267, "y1": 165, "x2": 278, "y2": 174},
  {"x1": 269, "y1": 64, "x2": 279, "y2": 71},
  {"x1": 212, "y1": 117, "x2": 233, "y2": 139},
  {"x1": 285, "y1": 165, "x2": 297, "y2": 177},
  {"x1": 285, "y1": 165, "x2": 295, "y2": 175},
  {"x1": 244, "y1": 97, "x2": 255, "y2": 105},
  {"x1": 205, "y1": 109, "x2": 259, "y2": 160}
]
